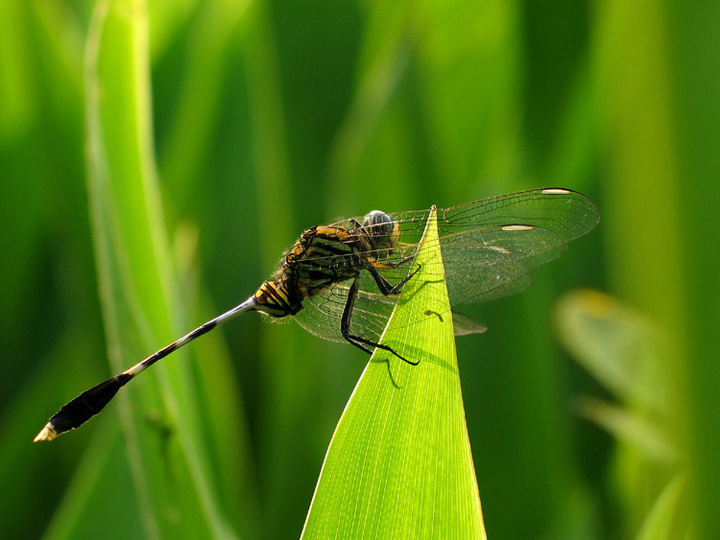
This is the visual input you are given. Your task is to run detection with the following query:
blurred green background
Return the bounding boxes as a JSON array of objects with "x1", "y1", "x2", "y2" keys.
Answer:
[{"x1": 1, "y1": 0, "x2": 718, "y2": 538}]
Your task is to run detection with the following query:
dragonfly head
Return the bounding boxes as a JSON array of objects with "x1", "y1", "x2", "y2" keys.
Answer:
[{"x1": 362, "y1": 210, "x2": 400, "y2": 253}]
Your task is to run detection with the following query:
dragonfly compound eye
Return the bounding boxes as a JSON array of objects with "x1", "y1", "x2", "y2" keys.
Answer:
[{"x1": 363, "y1": 210, "x2": 400, "y2": 251}]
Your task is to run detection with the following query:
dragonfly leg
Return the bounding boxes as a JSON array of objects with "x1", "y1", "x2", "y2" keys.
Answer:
[
  {"x1": 366, "y1": 263, "x2": 421, "y2": 296},
  {"x1": 341, "y1": 276, "x2": 419, "y2": 366}
]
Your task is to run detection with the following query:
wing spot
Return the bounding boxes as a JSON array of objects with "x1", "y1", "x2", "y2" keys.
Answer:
[
  {"x1": 541, "y1": 188, "x2": 572, "y2": 195},
  {"x1": 501, "y1": 224, "x2": 534, "y2": 231}
]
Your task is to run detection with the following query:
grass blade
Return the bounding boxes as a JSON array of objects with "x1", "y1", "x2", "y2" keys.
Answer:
[{"x1": 302, "y1": 207, "x2": 486, "y2": 539}]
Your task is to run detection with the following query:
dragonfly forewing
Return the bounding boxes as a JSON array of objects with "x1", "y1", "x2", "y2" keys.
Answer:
[{"x1": 292, "y1": 188, "x2": 599, "y2": 344}]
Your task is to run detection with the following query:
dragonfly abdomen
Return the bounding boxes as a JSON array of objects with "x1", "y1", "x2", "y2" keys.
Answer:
[{"x1": 253, "y1": 281, "x2": 303, "y2": 317}]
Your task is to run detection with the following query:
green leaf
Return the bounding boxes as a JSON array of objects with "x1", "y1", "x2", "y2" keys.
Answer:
[
  {"x1": 302, "y1": 207, "x2": 486, "y2": 539},
  {"x1": 554, "y1": 289, "x2": 678, "y2": 463},
  {"x1": 554, "y1": 289, "x2": 671, "y2": 416},
  {"x1": 635, "y1": 474, "x2": 688, "y2": 540},
  {"x1": 47, "y1": 1, "x2": 245, "y2": 538},
  {"x1": 554, "y1": 289, "x2": 688, "y2": 536}
]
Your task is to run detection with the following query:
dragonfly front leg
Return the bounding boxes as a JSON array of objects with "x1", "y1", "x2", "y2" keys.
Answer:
[
  {"x1": 340, "y1": 276, "x2": 419, "y2": 366},
  {"x1": 366, "y1": 262, "x2": 421, "y2": 296}
]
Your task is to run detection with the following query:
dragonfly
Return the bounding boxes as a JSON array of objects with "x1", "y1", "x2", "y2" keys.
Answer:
[{"x1": 34, "y1": 187, "x2": 599, "y2": 442}]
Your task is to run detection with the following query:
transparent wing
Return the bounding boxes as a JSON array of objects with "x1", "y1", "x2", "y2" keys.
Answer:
[
  {"x1": 293, "y1": 276, "x2": 395, "y2": 345},
  {"x1": 292, "y1": 188, "x2": 599, "y2": 345}
]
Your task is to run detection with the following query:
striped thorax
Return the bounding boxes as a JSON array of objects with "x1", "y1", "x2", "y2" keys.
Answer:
[{"x1": 253, "y1": 211, "x2": 400, "y2": 318}]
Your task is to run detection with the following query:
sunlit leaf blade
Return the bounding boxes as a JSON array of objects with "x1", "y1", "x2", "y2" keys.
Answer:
[{"x1": 302, "y1": 207, "x2": 486, "y2": 539}]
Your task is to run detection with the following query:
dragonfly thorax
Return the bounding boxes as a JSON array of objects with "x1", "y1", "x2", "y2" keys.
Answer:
[{"x1": 252, "y1": 212, "x2": 399, "y2": 319}]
